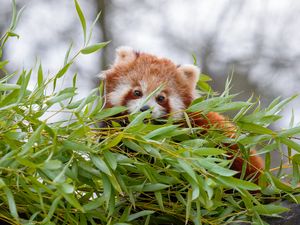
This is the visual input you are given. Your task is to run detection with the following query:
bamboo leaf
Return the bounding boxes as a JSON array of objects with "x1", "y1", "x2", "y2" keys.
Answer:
[
  {"x1": 216, "y1": 176, "x2": 261, "y2": 191},
  {"x1": 61, "y1": 193, "x2": 85, "y2": 212},
  {"x1": 279, "y1": 137, "x2": 300, "y2": 153},
  {"x1": 253, "y1": 204, "x2": 289, "y2": 215},
  {"x1": 81, "y1": 41, "x2": 110, "y2": 54},
  {"x1": 178, "y1": 159, "x2": 198, "y2": 182},
  {"x1": 127, "y1": 210, "x2": 155, "y2": 222},
  {"x1": 238, "y1": 122, "x2": 275, "y2": 135},
  {"x1": 0, "y1": 179, "x2": 19, "y2": 220},
  {"x1": 38, "y1": 63, "x2": 43, "y2": 88},
  {"x1": 94, "y1": 106, "x2": 127, "y2": 120},
  {"x1": 278, "y1": 126, "x2": 300, "y2": 138},
  {"x1": 0, "y1": 83, "x2": 20, "y2": 91},
  {"x1": 193, "y1": 147, "x2": 226, "y2": 156},
  {"x1": 142, "y1": 183, "x2": 170, "y2": 192},
  {"x1": 145, "y1": 125, "x2": 179, "y2": 139},
  {"x1": 74, "y1": 0, "x2": 87, "y2": 44},
  {"x1": 91, "y1": 155, "x2": 112, "y2": 176},
  {"x1": 20, "y1": 123, "x2": 45, "y2": 156},
  {"x1": 197, "y1": 158, "x2": 237, "y2": 176}
]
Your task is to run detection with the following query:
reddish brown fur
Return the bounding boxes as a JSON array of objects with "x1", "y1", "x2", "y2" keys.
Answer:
[
  {"x1": 104, "y1": 52, "x2": 194, "y2": 108},
  {"x1": 121, "y1": 89, "x2": 141, "y2": 106},
  {"x1": 189, "y1": 111, "x2": 263, "y2": 180},
  {"x1": 103, "y1": 47, "x2": 263, "y2": 181}
]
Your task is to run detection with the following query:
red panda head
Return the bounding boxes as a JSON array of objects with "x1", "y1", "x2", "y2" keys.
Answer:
[{"x1": 100, "y1": 46, "x2": 200, "y2": 118}]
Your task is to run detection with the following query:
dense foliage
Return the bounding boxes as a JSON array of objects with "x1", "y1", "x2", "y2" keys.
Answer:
[{"x1": 0, "y1": 1, "x2": 300, "y2": 224}]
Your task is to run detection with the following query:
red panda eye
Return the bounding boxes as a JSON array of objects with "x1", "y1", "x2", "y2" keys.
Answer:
[
  {"x1": 156, "y1": 95, "x2": 165, "y2": 103},
  {"x1": 133, "y1": 90, "x2": 142, "y2": 97}
]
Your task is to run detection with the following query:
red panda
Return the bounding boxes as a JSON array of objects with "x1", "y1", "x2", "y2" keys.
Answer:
[{"x1": 100, "y1": 46, "x2": 264, "y2": 181}]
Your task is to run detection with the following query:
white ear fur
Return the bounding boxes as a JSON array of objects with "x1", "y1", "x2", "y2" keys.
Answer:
[
  {"x1": 114, "y1": 46, "x2": 137, "y2": 65},
  {"x1": 97, "y1": 72, "x2": 107, "y2": 80},
  {"x1": 177, "y1": 64, "x2": 201, "y2": 88}
]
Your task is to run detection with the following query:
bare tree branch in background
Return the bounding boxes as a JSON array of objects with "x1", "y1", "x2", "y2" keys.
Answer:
[
  {"x1": 0, "y1": 1, "x2": 14, "y2": 78},
  {"x1": 96, "y1": 0, "x2": 110, "y2": 70},
  {"x1": 92, "y1": 0, "x2": 113, "y2": 86}
]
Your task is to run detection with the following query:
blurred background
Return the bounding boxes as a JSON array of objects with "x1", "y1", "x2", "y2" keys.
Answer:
[{"x1": 0, "y1": 0, "x2": 299, "y2": 128}]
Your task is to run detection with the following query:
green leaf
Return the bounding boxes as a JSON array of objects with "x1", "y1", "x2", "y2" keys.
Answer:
[
  {"x1": 87, "y1": 11, "x2": 102, "y2": 45},
  {"x1": 74, "y1": 88, "x2": 98, "y2": 112},
  {"x1": 83, "y1": 198, "x2": 105, "y2": 212},
  {"x1": 104, "y1": 133, "x2": 123, "y2": 149},
  {"x1": 126, "y1": 110, "x2": 151, "y2": 128},
  {"x1": 63, "y1": 140, "x2": 92, "y2": 152},
  {"x1": 188, "y1": 96, "x2": 234, "y2": 113},
  {"x1": 42, "y1": 196, "x2": 62, "y2": 223},
  {"x1": 142, "y1": 183, "x2": 170, "y2": 192},
  {"x1": 103, "y1": 151, "x2": 117, "y2": 170},
  {"x1": 278, "y1": 126, "x2": 300, "y2": 138},
  {"x1": 123, "y1": 139, "x2": 145, "y2": 153},
  {"x1": 43, "y1": 160, "x2": 62, "y2": 170},
  {"x1": 198, "y1": 158, "x2": 237, "y2": 176},
  {"x1": 0, "y1": 179, "x2": 19, "y2": 220},
  {"x1": 0, "y1": 83, "x2": 20, "y2": 91},
  {"x1": 74, "y1": 0, "x2": 87, "y2": 44},
  {"x1": 214, "y1": 101, "x2": 251, "y2": 112},
  {"x1": 145, "y1": 125, "x2": 179, "y2": 139},
  {"x1": 127, "y1": 210, "x2": 155, "y2": 222},
  {"x1": 265, "y1": 172, "x2": 293, "y2": 192},
  {"x1": 292, "y1": 154, "x2": 300, "y2": 164},
  {"x1": 253, "y1": 204, "x2": 289, "y2": 215},
  {"x1": 185, "y1": 189, "x2": 192, "y2": 224},
  {"x1": 38, "y1": 63, "x2": 43, "y2": 88},
  {"x1": 94, "y1": 106, "x2": 127, "y2": 120},
  {"x1": 80, "y1": 41, "x2": 110, "y2": 54},
  {"x1": 193, "y1": 147, "x2": 226, "y2": 156},
  {"x1": 62, "y1": 193, "x2": 84, "y2": 212},
  {"x1": 268, "y1": 95, "x2": 298, "y2": 115},
  {"x1": 178, "y1": 159, "x2": 198, "y2": 182},
  {"x1": 20, "y1": 123, "x2": 45, "y2": 156},
  {"x1": 59, "y1": 183, "x2": 75, "y2": 194},
  {"x1": 7, "y1": 31, "x2": 19, "y2": 39},
  {"x1": 0, "y1": 60, "x2": 9, "y2": 69},
  {"x1": 143, "y1": 144, "x2": 162, "y2": 158},
  {"x1": 181, "y1": 139, "x2": 208, "y2": 148},
  {"x1": 46, "y1": 92, "x2": 76, "y2": 105},
  {"x1": 17, "y1": 157, "x2": 38, "y2": 168},
  {"x1": 279, "y1": 137, "x2": 300, "y2": 153},
  {"x1": 238, "y1": 122, "x2": 276, "y2": 135},
  {"x1": 64, "y1": 42, "x2": 73, "y2": 65},
  {"x1": 199, "y1": 74, "x2": 212, "y2": 82},
  {"x1": 216, "y1": 176, "x2": 261, "y2": 191},
  {"x1": 91, "y1": 155, "x2": 112, "y2": 176},
  {"x1": 198, "y1": 80, "x2": 212, "y2": 92},
  {"x1": 9, "y1": 0, "x2": 17, "y2": 29},
  {"x1": 55, "y1": 63, "x2": 71, "y2": 79}
]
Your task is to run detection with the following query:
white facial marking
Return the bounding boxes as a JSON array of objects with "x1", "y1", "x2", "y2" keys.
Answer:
[
  {"x1": 126, "y1": 98, "x2": 145, "y2": 114},
  {"x1": 169, "y1": 95, "x2": 185, "y2": 119},
  {"x1": 148, "y1": 98, "x2": 165, "y2": 118},
  {"x1": 108, "y1": 82, "x2": 131, "y2": 106}
]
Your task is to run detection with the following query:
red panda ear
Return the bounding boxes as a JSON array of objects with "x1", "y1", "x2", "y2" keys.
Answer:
[
  {"x1": 114, "y1": 46, "x2": 137, "y2": 65},
  {"x1": 98, "y1": 46, "x2": 137, "y2": 80},
  {"x1": 177, "y1": 64, "x2": 201, "y2": 88}
]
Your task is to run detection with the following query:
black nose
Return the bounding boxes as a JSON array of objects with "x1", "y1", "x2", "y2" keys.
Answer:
[{"x1": 140, "y1": 105, "x2": 150, "y2": 112}]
